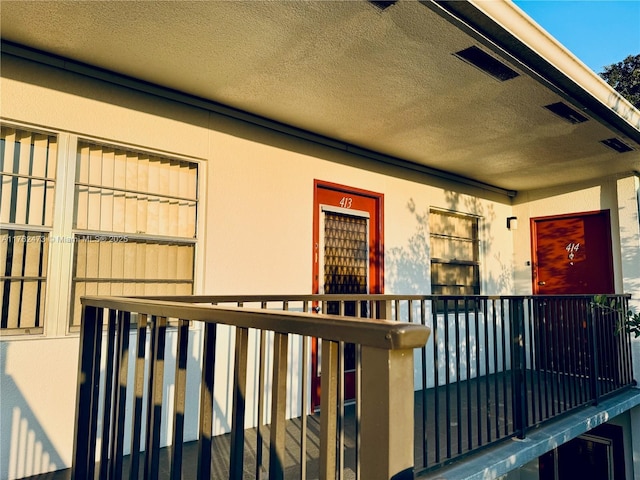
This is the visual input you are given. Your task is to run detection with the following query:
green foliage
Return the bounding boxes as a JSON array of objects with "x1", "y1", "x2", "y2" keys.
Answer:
[
  {"x1": 592, "y1": 295, "x2": 640, "y2": 338},
  {"x1": 599, "y1": 54, "x2": 640, "y2": 109}
]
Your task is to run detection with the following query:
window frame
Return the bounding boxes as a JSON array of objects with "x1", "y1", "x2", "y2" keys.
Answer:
[
  {"x1": 0, "y1": 122, "x2": 205, "y2": 338},
  {"x1": 429, "y1": 208, "x2": 482, "y2": 298},
  {"x1": 1, "y1": 124, "x2": 61, "y2": 336},
  {"x1": 68, "y1": 139, "x2": 200, "y2": 330}
]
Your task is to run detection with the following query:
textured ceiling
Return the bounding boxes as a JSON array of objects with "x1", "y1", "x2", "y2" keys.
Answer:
[{"x1": 1, "y1": 0, "x2": 639, "y2": 194}]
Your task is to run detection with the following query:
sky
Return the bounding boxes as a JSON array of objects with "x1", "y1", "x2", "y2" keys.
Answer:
[{"x1": 513, "y1": 0, "x2": 640, "y2": 73}]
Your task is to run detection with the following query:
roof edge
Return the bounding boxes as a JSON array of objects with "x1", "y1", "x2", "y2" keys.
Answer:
[{"x1": 429, "y1": 0, "x2": 640, "y2": 145}]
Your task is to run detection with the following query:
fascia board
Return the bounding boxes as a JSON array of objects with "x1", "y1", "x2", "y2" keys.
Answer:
[{"x1": 432, "y1": 0, "x2": 640, "y2": 144}]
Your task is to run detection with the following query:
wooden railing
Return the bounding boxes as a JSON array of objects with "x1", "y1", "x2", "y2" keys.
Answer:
[
  {"x1": 71, "y1": 295, "x2": 430, "y2": 480},
  {"x1": 70, "y1": 294, "x2": 635, "y2": 479}
]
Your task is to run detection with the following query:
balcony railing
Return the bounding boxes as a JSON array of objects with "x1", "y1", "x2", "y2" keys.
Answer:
[
  {"x1": 71, "y1": 295, "x2": 430, "y2": 480},
  {"x1": 71, "y1": 294, "x2": 635, "y2": 480}
]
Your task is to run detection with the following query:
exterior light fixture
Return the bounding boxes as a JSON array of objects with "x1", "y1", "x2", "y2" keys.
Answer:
[{"x1": 507, "y1": 216, "x2": 518, "y2": 231}]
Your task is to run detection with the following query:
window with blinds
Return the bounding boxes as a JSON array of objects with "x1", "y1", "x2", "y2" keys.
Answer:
[
  {"x1": 429, "y1": 209, "x2": 480, "y2": 297},
  {"x1": 70, "y1": 142, "x2": 198, "y2": 327},
  {"x1": 1, "y1": 127, "x2": 57, "y2": 334}
]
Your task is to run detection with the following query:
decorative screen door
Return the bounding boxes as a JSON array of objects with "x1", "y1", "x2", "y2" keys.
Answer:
[{"x1": 311, "y1": 180, "x2": 384, "y2": 410}]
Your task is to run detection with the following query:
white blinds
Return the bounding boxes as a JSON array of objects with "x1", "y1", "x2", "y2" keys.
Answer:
[
  {"x1": 71, "y1": 142, "x2": 198, "y2": 327},
  {"x1": 75, "y1": 142, "x2": 197, "y2": 237},
  {"x1": 1, "y1": 127, "x2": 57, "y2": 332}
]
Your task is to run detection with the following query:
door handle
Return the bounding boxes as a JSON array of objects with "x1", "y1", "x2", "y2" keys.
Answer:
[{"x1": 538, "y1": 281, "x2": 546, "y2": 286}]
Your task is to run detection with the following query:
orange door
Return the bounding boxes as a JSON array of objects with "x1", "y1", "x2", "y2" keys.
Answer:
[
  {"x1": 531, "y1": 210, "x2": 614, "y2": 295},
  {"x1": 311, "y1": 180, "x2": 384, "y2": 410}
]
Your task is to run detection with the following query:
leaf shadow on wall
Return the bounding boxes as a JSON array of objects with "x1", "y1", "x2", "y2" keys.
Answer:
[
  {"x1": 386, "y1": 193, "x2": 513, "y2": 295},
  {"x1": 0, "y1": 344, "x2": 66, "y2": 480}
]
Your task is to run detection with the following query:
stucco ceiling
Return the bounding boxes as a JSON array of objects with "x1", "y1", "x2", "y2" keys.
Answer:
[{"x1": 1, "y1": 0, "x2": 639, "y2": 195}]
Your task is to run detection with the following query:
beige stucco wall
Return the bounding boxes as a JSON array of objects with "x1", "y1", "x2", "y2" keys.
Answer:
[
  {"x1": 2, "y1": 53, "x2": 639, "y2": 478},
  {"x1": 512, "y1": 176, "x2": 638, "y2": 296},
  {"x1": 0, "y1": 53, "x2": 515, "y2": 478}
]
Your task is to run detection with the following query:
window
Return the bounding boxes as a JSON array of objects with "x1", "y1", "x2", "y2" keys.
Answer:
[
  {"x1": 1, "y1": 125, "x2": 201, "y2": 336},
  {"x1": 70, "y1": 142, "x2": 198, "y2": 327},
  {"x1": 1, "y1": 127, "x2": 57, "y2": 334},
  {"x1": 429, "y1": 209, "x2": 480, "y2": 297}
]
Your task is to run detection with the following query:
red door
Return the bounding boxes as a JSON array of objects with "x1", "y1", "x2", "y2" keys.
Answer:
[
  {"x1": 531, "y1": 210, "x2": 614, "y2": 295},
  {"x1": 311, "y1": 180, "x2": 384, "y2": 410},
  {"x1": 531, "y1": 210, "x2": 615, "y2": 374}
]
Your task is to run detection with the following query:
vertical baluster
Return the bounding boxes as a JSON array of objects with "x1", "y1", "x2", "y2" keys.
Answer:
[
  {"x1": 483, "y1": 299, "x2": 492, "y2": 443},
  {"x1": 510, "y1": 298, "x2": 527, "y2": 439},
  {"x1": 602, "y1": 296, "x2": 616, "y2": 392},
  {"x1": 443, "y1": 299, "x2": 451, "y2": 459},
  {"x1": 464, "y1": 298, "x2": 472, "y2": 451},
  {"x1": 128, "y1": 314, "x2": 147, "y2": 480},
  {"x1": 420, "y1": 300, "x2": 428, "y2": 468},
  {"x1": 560, "y1": 299, "x2": 568, "y2": 409},
  {"x1": 256, "y1": 330, "x2": 267, "y2": 480},
  {"x1": 269, "y1": 332, "x2": 289, "y2": 480},
  {"x1": 197, "y1": 322, "x2": 217, "y2": 480},
  {"x1": 604, "y1": 296, "x2": 613, "y2": 386},
  {"x1": 620, "y1": 296, "x2": 633, "y2": 386},
  {"x1": 355, "y1": 300, "x2": 363, "y2": 480},
  {"x1": 579, "y1": 298, "x2": 591, "y2": 404},
  {"x1": 432, "y1": 297, "x2": 440, "y2": 465},
  {"x1": 500, "y1": 299, "x2": 508, "y2": 436},
  {"x1": 454, "y1": 300, "x2": 462, "y2": 454},
  {"x1": 300, "y1": 303, "x2": 309, "y2": 480},
  {"x1": 320, "y1": 339, "x2": 338, "y2": 480},
  {"x1": 576, "y1": 298, "x2": 589, "y2": 405},
  {"x1": 229, "y1": 327, "x2": 249, "y2": 480},
  {"x1": 170, "y1": 319, "x2": 190, "y2": 480},
  {"x1": 99, "y1": 310, "x2": 117, "y2": 480},
  {"x1": 110, "y1": 311, "x2": 130, "y2": 480},
  {"x1": 525, "y1": 298, "x2": 538, "y2": 425},
  {"x1": 491, "y1": 299, "x2": 500, "y2": 437},
  {"x1": 588, "y1": 304, "x2": 601, "y2": 406},
  {"x1": 337, "y1": 302, "x2": 345, "y2": 480},
  {"x1": 72, "y1": 304, "x2": 104, "y2": 480},
  {"x1": 567, "y1": 298, "x2": 579, "y2": 408},
  {"x1": 474, "y1": 298, "x2": 481, "y2": 447},
  {"x1": 144, "y1": 316, "x2": 167, "y2": 480},
  {"x1": 547, "y1": 298, "x2": 555, "y2": 417},
  {"x1": 538, "y1": 299, "x2": 551, "y2": 420}
]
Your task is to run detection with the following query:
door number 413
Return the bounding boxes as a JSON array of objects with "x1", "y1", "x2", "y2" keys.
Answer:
[{"x1": 339, "y1": 197, "x2": 353, "y2": 209}]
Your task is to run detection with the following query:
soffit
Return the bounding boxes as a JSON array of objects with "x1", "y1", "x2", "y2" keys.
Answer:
[{"x1": 1, "y1": 0, "x2": 638, "y2": 193}]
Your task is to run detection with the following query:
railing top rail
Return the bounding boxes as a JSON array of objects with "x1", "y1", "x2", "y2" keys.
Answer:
[
  {"x1": 81, "y1": 296, "x2": 430, "y2": 350},
  {"x1": 122, "y1": 293, "x2": 633, "y2": 303}
]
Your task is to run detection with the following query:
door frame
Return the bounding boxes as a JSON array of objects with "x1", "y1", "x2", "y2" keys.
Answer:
[
  {"x1": 311, "y1": 180, "x2": 384, "y2": 410},
  {"x1": 312, "y1": 179, "x2": 384, "y2": 295}
]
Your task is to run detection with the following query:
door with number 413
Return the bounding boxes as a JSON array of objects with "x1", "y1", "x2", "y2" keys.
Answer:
[{"x1": 311, "y1": 180, "x2": 384, "y2": 411}]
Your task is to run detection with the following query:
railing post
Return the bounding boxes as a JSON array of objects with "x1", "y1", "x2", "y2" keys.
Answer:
[
  {"x1": 360, "y1": 346, "x2": 415, "y2": 480},
  {"x1": 510, "y1": 297, "x2": 528, "y2": 439}
]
